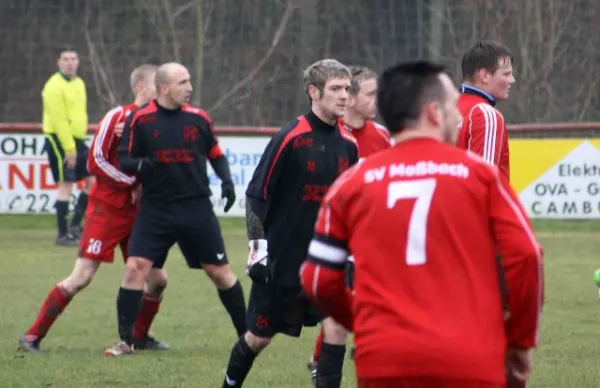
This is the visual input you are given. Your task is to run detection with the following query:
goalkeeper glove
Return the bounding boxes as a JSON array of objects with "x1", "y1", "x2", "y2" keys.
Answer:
[{"x1": 246, "y1": 239, "x2": 269, "y2": 283}]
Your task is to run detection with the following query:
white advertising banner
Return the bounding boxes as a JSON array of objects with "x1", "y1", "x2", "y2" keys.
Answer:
[{"x1": 0, "y1": 133, "x2": 269, "y2": 216}]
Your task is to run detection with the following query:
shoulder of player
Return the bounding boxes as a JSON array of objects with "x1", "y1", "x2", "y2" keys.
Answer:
[
  {"x1": 463, "y1": 149, "x2": 502, "y2": 178},
  {"x1": 128, "y1": 101, "x2": 157, "y2": 124},
  {"x1": 367, "y1": 120, "x2": 391, "y2": 141},
  {"x1": 268, "y1": 117, "x2": 310, "y2": 146},
  {"x1": 336, "y1": 122, "x2": 358, "y2": 147},
  {"x1": 102, "y1": 105, "x2": 126, "y2": 123},
  {"x1": 182, "y1": 104, "x2": 212, "y2": 122},
  {"x1": 41, "y1": 73, "x2": 66, "y2": 95},
  {"x1": 468, "y1": 102, "x2": 505, "y2": 124}
]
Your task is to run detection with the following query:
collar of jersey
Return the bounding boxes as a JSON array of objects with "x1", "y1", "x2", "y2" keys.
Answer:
[{"x1": 459, "y1": 83, "x2": 496, "y2": 106}]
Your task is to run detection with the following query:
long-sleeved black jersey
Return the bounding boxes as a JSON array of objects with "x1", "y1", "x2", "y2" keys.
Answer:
[
  {"x1": 117, "y1": 100, "x2": 232, "y2": 202},
  {"x1": 246, "y1": 111, "x2": 359, "y2": 287}
]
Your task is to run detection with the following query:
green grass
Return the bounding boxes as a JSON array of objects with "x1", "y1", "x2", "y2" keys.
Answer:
[{"x1": 1, "y1": 216, "x2": 599, "y2": 387}]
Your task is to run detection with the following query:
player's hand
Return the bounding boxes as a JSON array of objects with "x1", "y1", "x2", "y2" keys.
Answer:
[
  {"x1": 506, "y1": 347, "x2": 533, "y2": 383},
  {"x1": 221, "y1": 181, "x2": 236, "y2": 213},
  {"x1": 64, "y1": 151, "x2": 77, "y2": 169},
  {"x1": 114, "y1": 122, "x2": 125, "y2": 137},
  {"x1": 131, "y1": 185, "x2": 143, "y2": 204},
  {"x1": 246, "y1": 239, "x2": 269, "y2": 283}
]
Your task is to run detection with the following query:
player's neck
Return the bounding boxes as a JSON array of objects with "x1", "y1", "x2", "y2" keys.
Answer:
[
  {"x1": 462, "y1": 81, "x2": 493, "y2": 96},
  {"x1": 392, "y1": 125, "x2": 442, "y2": 144},
  {"x1": 310, "y1": 106, "x2": 337, "y2": 126},
  {"x1": 134, "y1": 97, "x2": 148, "y2": 106},
  {"x1": 156, "y1": 96, "x2": 180, "y2": 110},
  {"x1": 343, "y1": 112, "x2": 366, "y2": 130}
]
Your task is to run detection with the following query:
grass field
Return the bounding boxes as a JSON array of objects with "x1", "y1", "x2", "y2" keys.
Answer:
[{"x1": 1, "y1": 216, "x2": 599, "y2": 387}]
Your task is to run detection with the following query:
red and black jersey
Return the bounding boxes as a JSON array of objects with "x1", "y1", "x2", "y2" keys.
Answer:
[
  {"x1": 117, "y1": 100, "x2": 224, "y2": 202},
  {"x1": 246, "y1": 111, "x2": 358, "y2": 287}
]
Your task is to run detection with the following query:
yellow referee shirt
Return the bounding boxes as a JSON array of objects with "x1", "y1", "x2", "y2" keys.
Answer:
[{"x1": 41, "y1": 72, "x2": 88, "y2": 154}]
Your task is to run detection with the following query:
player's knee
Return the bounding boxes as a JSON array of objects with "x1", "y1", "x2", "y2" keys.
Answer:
[
  {"x1": 60, "y1": 258, "x2": 99, "y2": 294},
  {"x1": 57, "y1": 181, "x2": 74, "y2": 200},
  {"x1": 146, "y1": 269, "x2": 168, "y2": 297},
  {"x1": 203, "y1": 263, "x2": 237, "y2": 289},
  {"x1": 244, "y1": 331, "x2": 271, "y2": 353},
  {"x1": 322, "y1": 318, "x2": 348, "y2": 345},
  {"x1": 123, "y1": 257, "x2": 152, "y2": 285}
]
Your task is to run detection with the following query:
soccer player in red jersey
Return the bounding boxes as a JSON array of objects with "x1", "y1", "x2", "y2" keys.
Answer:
[
  {"x1": 19, "y1": 65, "x2": 170, "y2": 353},
  {"x1": 307, "y1": 65, "x2": 392, "y2": 386},
  {"x1": 300, "y1": 60, "x2": 544, "y2": 388},
  {"x1": 456, "y1": 41, "x2": 515, "y2": 181},
  {"x1": 456, "y1": 42, "x2": 527, "y2": 388}
]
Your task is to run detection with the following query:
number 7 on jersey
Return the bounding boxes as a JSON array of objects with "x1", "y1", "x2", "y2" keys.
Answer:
[{"x1": 387, "y1": 178, "x2": 437, "y2": 265}]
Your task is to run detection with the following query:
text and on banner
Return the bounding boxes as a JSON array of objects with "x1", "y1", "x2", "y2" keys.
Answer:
[
  {"x1": 0, "y1": 133, "x2": 269, "y2": 216},
  {"x1": 2, "y1": 133, "x2": 600, "y2": 219},
  {"x1": 510, "y1": 139, "x2": 600, "y2": 219}
]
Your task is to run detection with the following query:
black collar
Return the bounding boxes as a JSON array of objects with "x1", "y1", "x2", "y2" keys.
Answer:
[{"x1": 460, "y1": 83, "x2": 496, "y2": 107}]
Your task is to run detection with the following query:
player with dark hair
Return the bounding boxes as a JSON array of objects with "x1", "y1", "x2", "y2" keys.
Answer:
[
  {"x1": 19, "y1": 65, "x2": 170, "y2": 353},
  {"x1": 42, "y1": 47, "x2": 93, "y2": 245},
  {"x1": 307, "y1": 65, "x2": 391, "y2": 385},
  {"x1": 300, "y1": 60, "x2": 544, "y2": 388},
  {"x1": 220, "y1": 59, "x2": 358, "y2": 388},
  {"x1": 457, "y1": 41, "x2": 515, "y2": 180},
  {"x1": 104, "y1": 62, "x2": 246, "y2": 356}
]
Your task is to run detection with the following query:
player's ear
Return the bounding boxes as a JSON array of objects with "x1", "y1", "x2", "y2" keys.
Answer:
[
  {"x1": 425, "y1": 101, "x2": 442, "y2": 128},
  {"x1": 478, "y1": 68, "x2": 490, "y2": 85},
  {"x1": 308, "y1": 84, "x2": 320, "y2": 101}
]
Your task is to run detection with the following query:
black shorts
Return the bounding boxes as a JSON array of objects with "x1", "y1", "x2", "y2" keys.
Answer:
[
  {"x1": 127, "y1": 197, "x2": 228, "y2": 269},
  {"x1": 43, "y1": 134, "x2": 90, "y2": 183},
  {"x1": 246, "y1": 281, "x2": 324, "y2": 339}
]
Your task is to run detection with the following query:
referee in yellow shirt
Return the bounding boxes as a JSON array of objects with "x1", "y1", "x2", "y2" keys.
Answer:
[{"x1": 42, "y1": 47, "x2": 94, "y2": 246}]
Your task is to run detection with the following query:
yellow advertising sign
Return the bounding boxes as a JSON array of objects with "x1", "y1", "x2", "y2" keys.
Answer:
[{"x1": 510, "y1": 139, "x2": 600, "y2": 219}]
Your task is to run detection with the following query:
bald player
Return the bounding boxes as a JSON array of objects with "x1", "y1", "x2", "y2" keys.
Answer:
[
  {"x1": 19, "y1": 65, "x2": 170, "y2": 353},
  {"x1": 105, "y1": 62, "x2": 246, "y2": 356}
]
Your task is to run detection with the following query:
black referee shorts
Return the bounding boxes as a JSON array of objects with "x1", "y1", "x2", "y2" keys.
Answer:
[
  {"x1": 43, "y1": 134, "x2": 90, "y2": 183},
  {"x1": 127, "y1": 197, "x2": 229, "y2": 269}
]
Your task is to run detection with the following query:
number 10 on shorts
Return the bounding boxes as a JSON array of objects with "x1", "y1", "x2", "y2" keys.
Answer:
[
  {"x1": 87, "y1": 239, "x2": 103, "y2": 255},
  {"x1": 387, "y1": 178, "x2": 436, "y2": 266}
]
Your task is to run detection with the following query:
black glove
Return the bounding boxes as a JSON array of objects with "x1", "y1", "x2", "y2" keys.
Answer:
[{"x1": 221, "y1": 181, "x2": 236, "y2": 213}]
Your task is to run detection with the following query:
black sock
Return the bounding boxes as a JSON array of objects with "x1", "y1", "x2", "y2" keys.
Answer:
[
  {"x1": 222, "y1": 336, "x2": 258, "y2": 388},
  {"x1": 70, "y1": 192, "x2": 88, "y2": 227},
  {"x1": 116, "y1": 287, "x2": 143, "y2": 345},
  {"x1": 316, "y1": 343, "x2": 346, "y2": 388},
  {"x1": 55, "y1": 200, "x2": 69, "y2": 237},
  {"x1": 218, "y1": 280, "x2": 247, "y2": 337}
]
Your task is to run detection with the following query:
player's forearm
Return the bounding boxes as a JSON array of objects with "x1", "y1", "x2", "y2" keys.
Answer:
[
  {"x1": 210, "y1": 155, "x2": 233, "y2": 184},
  {"x1": 118, "y1": 154, "x2": 141, "y2": 175},
  {"x1": 504, "y1": 249, "x2": 544, "y2": 348},
  {"x1": 300, "y1": 261, "x2": 353, "y2": 331},
  {"x1": 245, "y1": 196, "x2": 265, "y2": 240}
]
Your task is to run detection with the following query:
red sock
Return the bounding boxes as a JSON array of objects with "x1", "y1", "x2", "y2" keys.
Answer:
[
  {"x1": 25, "y1": 285, "x2": 72, "y2": 340},
  {"x1": 313, "y1": 327, "x2": 324, "y2": 362},
  {"x1": 133, "y1": 294, "x2": 161, "y2": 339}
]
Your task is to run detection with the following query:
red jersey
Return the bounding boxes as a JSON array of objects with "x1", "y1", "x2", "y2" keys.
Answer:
[
  {"x1": 300, "y1": 138, "x2": 543, "y2": 384},
  {"x1": 87, "y1": 103, "x2": 138, "y2": 210},
  {"x1": 340, "y1": 119, "x2": 392, "y2": 158},
  {"x1": 456, "y1": 86, "x2": 510, "y2": 181}
]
